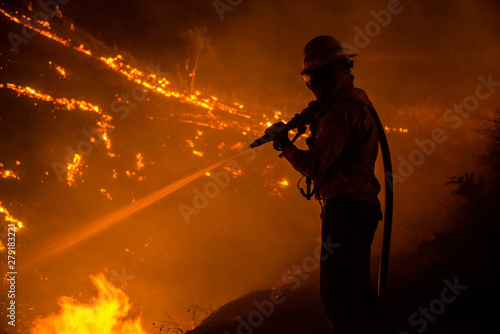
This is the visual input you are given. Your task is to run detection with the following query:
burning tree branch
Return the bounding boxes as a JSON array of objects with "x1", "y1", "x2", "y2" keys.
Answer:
[
  {"x1": 153, "y1": 314, "x2": 184, "y2": 333},
  {"x1": 180, "y1": 27, "x2": 212, "y2": 93}
]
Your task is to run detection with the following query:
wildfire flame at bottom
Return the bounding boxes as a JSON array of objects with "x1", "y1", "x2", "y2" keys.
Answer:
[{"x1": 31, "y1": 273, "x2": 147, "y2": 334}]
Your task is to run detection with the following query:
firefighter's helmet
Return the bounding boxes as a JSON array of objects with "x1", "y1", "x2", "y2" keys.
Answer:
[{"x1": 301, "y1": 35, "x2": 357, "y2": 75}]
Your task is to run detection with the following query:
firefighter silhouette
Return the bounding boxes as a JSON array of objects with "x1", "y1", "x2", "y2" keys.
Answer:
[{"x1": 273, "y1": 36, "x2": 385, "y2": 334}]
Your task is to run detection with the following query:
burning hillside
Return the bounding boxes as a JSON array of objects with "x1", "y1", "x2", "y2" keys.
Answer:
[
  {"x1": 4, "y1": 1, "x2": 497, "y2": 333},
  {"x1": 31, "y1": 273, "x2": 147, "y2": 334},
  {"x1": 0, "y1": 3, "x2": 334, "y2": 331}
]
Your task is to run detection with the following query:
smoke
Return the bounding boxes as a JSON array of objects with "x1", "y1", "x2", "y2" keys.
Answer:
[
  {"x1": 198, "y1": 0, "x2": 500, "y2": 251},
  {"x1": 2, "y1": 0, "x2": 500, "y2": 332}
]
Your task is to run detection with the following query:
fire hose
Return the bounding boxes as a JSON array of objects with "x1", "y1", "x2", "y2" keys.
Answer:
[
  {"x1": 370, "y1": 106, "x2": 393, "y2": 317},
  {"x1": 250, "y1": 106, "x2": 393, "y2": 316}
]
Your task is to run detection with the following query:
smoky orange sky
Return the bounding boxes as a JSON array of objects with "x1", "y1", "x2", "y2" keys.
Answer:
[{"x1": 1, "y1": 0, "x2": 500, "y2": 332}]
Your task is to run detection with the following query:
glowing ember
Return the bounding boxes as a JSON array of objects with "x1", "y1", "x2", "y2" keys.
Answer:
[
  {"x1": 74, "y1": 44, "x2": 92, "y2": 55},
  {"x1": 100, "y1": 55, "x2": 170, "y2": 91},
  {"x1": 99, "y1": 56, "x2": 255, "y2": 131},
  {"x1": 384, "y1": 125, "x2": 408, "y2": 133},
  {"x1": 19, "y1": 153, "x2": 241, "y2": 273},
  {"x1": 124, "y1": 155, "x2": 145, "y2": 181},
  {"x1": 1, "y1": 83, "x2": 114, "y2": 151},
  {"x1": 0, "y1": 169, "x2": 19, "y2": 179},
  {"x1": 223, "y1": 165, "x2": 243, "y2": 177},
  {"x1": 31, "y1": 273, "x2": 147, "y2": 334},
  {"x1": 277, "y1": 179, "x2": 289, "y2": 188},
  {"x1": 0, "y1": 8, "x2": 92, "y2": 55},
  {"x1": 55, "y1": 65, "x2": 66, "y2": 78},
  {"x1": 67, "y1": 154, "x2": 83, "y2": 187},
  {"x1": 2, "y1": 83, "x2": 53, "y2": 102},
  {"x1": 100, "y1": 189, "x2": 114, "y2": 201},
  {"x1": 135, "y1": 153, "x2": 144, "y2": 171}
]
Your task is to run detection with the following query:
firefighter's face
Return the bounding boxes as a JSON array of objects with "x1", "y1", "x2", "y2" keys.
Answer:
[{"x1": 303, "y1": 61, "x2": 351, "y2": 102}]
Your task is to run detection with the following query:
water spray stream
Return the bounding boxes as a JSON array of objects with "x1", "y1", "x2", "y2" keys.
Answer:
[{"x1": 19, "y1": 152, "x2": 242, "y2": 273}]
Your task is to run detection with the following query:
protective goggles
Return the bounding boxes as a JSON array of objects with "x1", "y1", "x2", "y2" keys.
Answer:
[
  {"x1": 302, "y1": 59, "x2": 353, "y2": 89},
  {"x1": 302, "y1": 68, "x2": 326, "y2": 89},
  {"x1": 302, "y1": 72, "x2": 316, "y2": 89}
]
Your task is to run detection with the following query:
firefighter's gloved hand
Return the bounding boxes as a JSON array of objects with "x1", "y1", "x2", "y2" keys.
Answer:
[{"x1": 265, "y1": 121, "x2": 291, "y2": 151}]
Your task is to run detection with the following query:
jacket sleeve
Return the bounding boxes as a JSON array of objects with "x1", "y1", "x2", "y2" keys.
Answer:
[{"x1": 281, "y1": 102, "x2": 351, "y2": 179}]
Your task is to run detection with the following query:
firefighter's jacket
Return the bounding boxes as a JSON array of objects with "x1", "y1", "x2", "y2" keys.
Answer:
[{"x1": 282, "y1": 78, "x2": 381, "y2": 202}]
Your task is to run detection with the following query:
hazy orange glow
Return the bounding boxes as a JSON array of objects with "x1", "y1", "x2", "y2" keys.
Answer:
[
  {"x1": 31, "y1": 273, "x2": 147, "y2": 334},
  {"x1": 0, "y1": 4, "x2": 429, "y2": 332},
  {"x1": 18, "y1": 153, "x2": 241, "y2": 273},
  {"x1": 1, "y1": 83, "x2": 114, "y2": 151}
]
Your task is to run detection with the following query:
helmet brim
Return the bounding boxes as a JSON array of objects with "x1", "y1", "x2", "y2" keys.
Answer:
[{"x1": 300, "y1": 53, "x2": 357, "y2": 75}]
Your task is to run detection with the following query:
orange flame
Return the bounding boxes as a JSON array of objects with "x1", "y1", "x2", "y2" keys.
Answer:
[
  {"x1": 99, "y1": 55, "x2": 256, "y2": 134},
  {"x1": 100, "y1": 188, "x2": 114, "y2": 201},
  {"x1": 100, "y1": 55, "x2": 170, "y2": 89},
  {"x1": 31, "y1": 273, "x2": 147, "y2": 334},
  {"x1": 0, "y1": 8, "x2": 92, "y2": 55}
]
